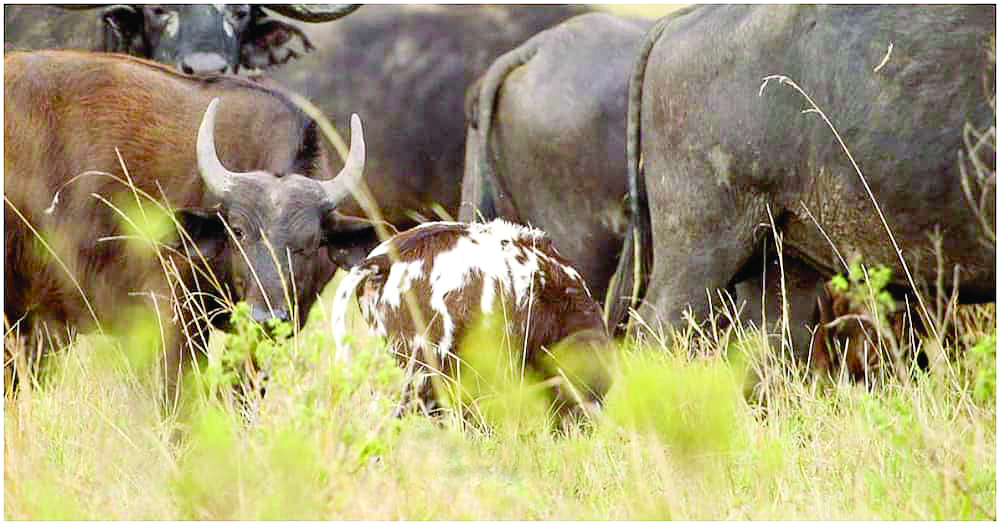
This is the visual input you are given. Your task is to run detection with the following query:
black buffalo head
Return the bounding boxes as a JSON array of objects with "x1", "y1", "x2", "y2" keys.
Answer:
[
  {"x1": 85, "y1": 4, "x2": 360, "y2": 74},
  {"x1": 180, "y1": 98, "x2": 369, "y2": 327}
]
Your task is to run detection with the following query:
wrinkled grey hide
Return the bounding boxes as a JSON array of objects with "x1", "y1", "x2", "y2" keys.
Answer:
[
  {"x1": 607, "y1": 5, "x2": 996, "y2": 358},
  {"x1": 458, "y1": 12, "x2": 652, "y2": 304}
]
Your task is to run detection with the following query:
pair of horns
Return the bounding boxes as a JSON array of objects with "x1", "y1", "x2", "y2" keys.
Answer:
[
  {"x1": 63, "y1": 4, "x2": 362, "y2": 22},
  {"x1": 196, "y1": 97, "x2": 365, "y2": 207}
]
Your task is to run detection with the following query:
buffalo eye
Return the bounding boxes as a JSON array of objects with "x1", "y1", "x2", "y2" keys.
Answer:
[
  {"x1": 232, "y1": 227, "x2": 245, "y2": 241},
  {"x1": 150, "y1": 6, "x2": 167, "y2": 17}
]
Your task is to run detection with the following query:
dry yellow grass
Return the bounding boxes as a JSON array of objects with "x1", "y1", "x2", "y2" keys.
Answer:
[{"x1": 5, "y1": 283, "x2": 995, "y2": 519}]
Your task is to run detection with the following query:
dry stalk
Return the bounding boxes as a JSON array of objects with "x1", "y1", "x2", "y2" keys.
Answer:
[
  {"x1": 761, "y1": 72, "x2": 996, "y2": 518},
  {"x1": 283, "y1": 91, "x2": 461, "y2": 421},
  {"x1": 958, "y1": 121, "x2": 996, "y2": 248},
  {"x1": 759, "y1": 74, "x2": 942, "y2": 347}
]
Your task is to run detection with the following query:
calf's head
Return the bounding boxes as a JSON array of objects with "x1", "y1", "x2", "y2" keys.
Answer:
[{"x1": 180, "y1": 98, "x2": 369, "y2": 327}]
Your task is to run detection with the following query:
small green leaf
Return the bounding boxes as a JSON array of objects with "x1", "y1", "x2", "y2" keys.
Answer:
[{"x1": 830, "y1": 274, "x2": 849, "y2": 293}]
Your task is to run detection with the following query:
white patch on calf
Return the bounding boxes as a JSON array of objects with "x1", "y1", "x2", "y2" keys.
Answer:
[
  {"x1": 470, "y1": 220, "x2": 545, "y2": 309},
  {"x1": 359, "y1": 278, "x2": 387, "y2": 338},
  {"x1": 429, "y1": 235, "x2": 501, "y2": 355},
  {"x1": 506, "y1": 245, "x2": 540, "y2": 308},
  {"x1": 469, "y1": 219, "x2": 546, "y2": 245},
  {"x1": 480, "y1": 277, "x2": 499, "y2": 314},
  {"x1": 379, "y1": 260, "x2": 425, "y2": 309},
  {"x1": 330, "y1": 265, "x2": 374, "y2": 363},
  {"x1": 426, "y1": 220, "x2": 549, "y2": 354},
  {"x1": 429, "y1": 281, "x2": 460, "y2": 358},
  {"x1": 164, "y1": 12, "x2": 180, "y2": 39}
]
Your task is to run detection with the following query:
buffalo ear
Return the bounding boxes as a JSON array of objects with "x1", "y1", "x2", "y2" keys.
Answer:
[
  {"x1": 240, "y1": 18, "x2": 314, "y2": 70},
  {"x1": 101, "y1": 5, "x2": 145, "y2": 55},
  {"x1": 173, "y1": 208, "x2": 228, "y2": 261},
  {"x1": 322, "y1": 211, "x2": 378, "y2": 268}
]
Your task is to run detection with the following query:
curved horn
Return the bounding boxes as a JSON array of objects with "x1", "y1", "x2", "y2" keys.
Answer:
[
  {"x1": 321, "y1": 113, "x2": 366, "y2": 206},
  {"x1": 197, "y1": 98, "x2": 239, "y2": 198},
  {"x1": 263, "y1": 4, "x2": 361, "y2": 23}
]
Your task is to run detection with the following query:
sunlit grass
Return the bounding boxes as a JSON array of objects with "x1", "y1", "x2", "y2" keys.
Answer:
[{"x1": 5, "y1": 275, "x2": 994, "y2": 519}]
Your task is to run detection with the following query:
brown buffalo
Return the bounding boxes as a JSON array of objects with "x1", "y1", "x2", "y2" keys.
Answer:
[{"x1": 4, "y1": 50, "x2": 368, "y2": 402}]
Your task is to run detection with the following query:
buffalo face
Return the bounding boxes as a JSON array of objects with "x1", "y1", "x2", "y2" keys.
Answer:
[
  {"x1": 102, "y1": 5, "x2": 249, "y2": 74},
  {"x1": 99, "y1": 4, "x2": 361, "y2": 74},
  {"x1": 146, "y1": 5, "x2": 250, "y2": 75},
  {"x1": 183, "y1": 98, "x2": 368, "y2": 328}
]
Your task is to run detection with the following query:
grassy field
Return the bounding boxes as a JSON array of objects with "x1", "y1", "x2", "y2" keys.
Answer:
[
  {"x1": 5, "y1": 3, "x2": 996, "y2": 520},
  {"x1": 5, "y1": 278, "x2": 995, "y2": 519}
]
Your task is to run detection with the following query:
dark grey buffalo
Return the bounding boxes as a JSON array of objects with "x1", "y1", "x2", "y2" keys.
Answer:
[
  {"x1": 3, "y1": 4, "x2": 359, "y2": 74},
  {"x1": 458, "y1": 12, "x2": 652, "y2": 303},
  {"x1": 4, "y1": 50, "x2": 367, "y2": 398},
  {"x1": 606, "y1": 5, "x2": 996, "y2": 359},
  {"x1": 263, "y1": 5, "x2": 590, "y2": 247}
]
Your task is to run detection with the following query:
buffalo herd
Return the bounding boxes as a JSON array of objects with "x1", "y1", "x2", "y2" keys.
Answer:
[{"x1": 4, "y1": 5, "x2": 996, "y2": 406}]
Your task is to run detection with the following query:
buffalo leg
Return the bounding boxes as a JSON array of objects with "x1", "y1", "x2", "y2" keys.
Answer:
[
  {"x1": 638, "y1": 163, "x2": 770, "y2": 339},
  {"x1": 736, "y1": 253, "x2": 826, "y2": 359}
]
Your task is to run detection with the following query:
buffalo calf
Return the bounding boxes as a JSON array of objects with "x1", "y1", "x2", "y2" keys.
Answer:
[
  {"x1": 811, "y1": 282, "x2": 931, "y2": 385},
  {"x1": 331, "y1": 219, "x2": 611, "y2": 420}
]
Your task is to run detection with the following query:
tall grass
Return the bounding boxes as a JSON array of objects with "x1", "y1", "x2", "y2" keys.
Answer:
[{"x1": 5, "y1": 282, "x2": 995, "y2": 519}]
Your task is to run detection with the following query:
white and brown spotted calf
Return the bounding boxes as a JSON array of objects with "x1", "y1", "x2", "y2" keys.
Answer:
[{"x1": 331, "y1": 219, "x2": 611, "y2": 418}]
